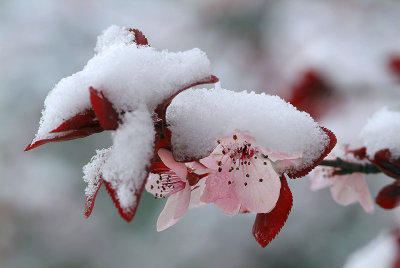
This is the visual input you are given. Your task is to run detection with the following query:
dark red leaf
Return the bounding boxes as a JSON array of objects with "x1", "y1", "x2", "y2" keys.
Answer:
[
  {"x1": 372, "y1": 149, "x2": 400, "y2": 180},
  {"x1": 287, "y1": 126, "x2": 337, "y2": 178},
  {"x1": 89, "y1": 87, "x2": 119, "y2": 130},
  {"x1": 154, "y1": 75, "x2": 219, "y2": 119},
  {"x1": 25, "y1": 127, "x2": 104, "y2": 151},
  {"x1": 252, "y1": 174, "x2": 293, "y2": 248},
  {"x1": 50, "y1": 109, "x2": 100, "y2": 133},
  {"x1": 128, "y1": 28, "x2": 149, "y2": 46},
  {"x1": 103, "y1": 180, "x2": 146, "y2": 222},
  {"x1": 376, "y1": 181, "x2": 400, "y2": 209},
  {"x1": 84, "y1": 179, "x2": 103, "y2": 218},
  {"x1": 289, "y1": 70, "x2": 337, "y2": 120},
  {"x1": 346, "y1": 146, "x2": 367, "y2": 160},
  {"x1": 389, "y1": 56, "x2": 400, "y2": 80}
]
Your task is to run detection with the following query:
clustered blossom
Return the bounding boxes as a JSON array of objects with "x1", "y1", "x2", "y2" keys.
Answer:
[{"x1": 26, "y1": 25, "x2": 337, "y2": 248}]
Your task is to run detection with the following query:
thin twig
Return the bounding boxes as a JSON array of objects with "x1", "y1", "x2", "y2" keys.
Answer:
[{"x1": 319, "y1": 158, "x2": 381, "y2": 175}]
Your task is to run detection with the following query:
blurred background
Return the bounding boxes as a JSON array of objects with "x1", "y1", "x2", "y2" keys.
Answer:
[{"x1": 1, "y1": 0, "x2": 400, "y2": 267}]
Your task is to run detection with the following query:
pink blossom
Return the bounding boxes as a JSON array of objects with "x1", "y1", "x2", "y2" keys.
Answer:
[
  {"x1": 199, "y1": 132, "x2": 284, "y2": 215},
  {"x1": 145, "y1": 148, "x2": 206, "y2": 231},
  {"x1": 310, "y1": 147, "x2": 374, "y2": 214}
]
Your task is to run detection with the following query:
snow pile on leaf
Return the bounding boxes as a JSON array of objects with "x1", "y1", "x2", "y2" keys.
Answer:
[
  {"x1": 360, "y1": 107, "x2": 400, "y2": 158},
  {"x1": 28, "y1": 25, "x2": 212, "y2": 148}
]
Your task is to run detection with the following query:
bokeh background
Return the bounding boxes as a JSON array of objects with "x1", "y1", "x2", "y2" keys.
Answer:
[{"x1": 1, "y1": 0, "x2": 400, "y2": 267}]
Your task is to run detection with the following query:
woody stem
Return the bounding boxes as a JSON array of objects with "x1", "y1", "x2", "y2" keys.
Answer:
[{"x1": 319, "y1": 157, "x2": 381, "y2": 175}]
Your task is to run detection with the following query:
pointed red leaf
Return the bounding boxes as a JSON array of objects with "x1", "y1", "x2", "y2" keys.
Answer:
[
  {"x1": 50, "y1": 109, "x2": 100, "y2": 133},
  {"x1": 287, "y1": 126, "x2": 337, "y2": 178},
  {"x1": 103, "y1": 180, "x2": 146, "y2": 222},
  {"x1": 372, "y1": 149, "x2": 400, "y2": 180},
  {"x1": 25, "y1": 127, "x2": 104, "y2": 151},
  {"x1": 89, "y1": 87, "x2": 119, "y2": 130},
  {"x1": 84, "y1": 179, "x2": 103, "y2": 218},
  {"x1": 376, "y1": 181, "x2": 400, "y2": 209},
  {"x1": 155, "y1": 75, "x2": 219, "y2": 119},
  {"x1": 128, "y1": 28, "x2": 149, "y2": 46},
  {"x1": 252, "y1": 174, "x2": 293, "y2": 248}
]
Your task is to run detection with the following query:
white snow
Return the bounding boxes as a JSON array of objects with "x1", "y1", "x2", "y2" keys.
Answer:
[
  {"x1": 94, "y1": 25, "x2": 138, "y2": 54},
  {"x1": 31, "y1": 25, "x2": 212, "y2": 145},
  {"x1": 343, "y1": 230, "x2": 398, "y2": 268},
  {"x1": 99, "y1": 106, "x2": 155, "y2": 210},
  {"x1": 166, "y1": 84, "x2": 330, "y2": 172},
  {"x1": 83, "y1": 148, "x2": 111, "y2": 198},
  {"x1": 360, "y1": 107, "x2": 400, "y2": 158}
]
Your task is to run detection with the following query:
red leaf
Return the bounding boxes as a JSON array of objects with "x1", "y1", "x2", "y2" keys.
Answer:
[
  {"x1": 84, "y1": 179, "x2": 103, "y2": 218},
  {"x1": 287, "y1": 126, "x2": 337, "y2": 178},
  {"x1": 252, "y1": 174, "x2": 293, "y2": 248},
  {"x1": 346, "y1": 146, "x2": 367, "y2": 160},
  {"x1": 389, "y1": 56, "x2": 400, "y2": 80},
  {"x1": 289, "y1": 70, "x2": 336, "y2": 120},
  {"x1": 89, "y1": 87, "x2": 119, "y2": 130},
  {"x1": 103, "y1": 180, "x2": 145, "y2": 222},
  {"x1": 372, "y1": 149, "x2": 400, "y2": 180},
  {"x1": 154, "y1": 75, "x2": 219, "y2": 119},
  {"x1": 128, "y1": 28, "x2": 149, "y2": 46},
  {"x1": 50, "y1": 109, "x2": 100, "y2": 133},
  {"x1": 25, "y1": 127, "x2": 103, "y2": 151},
  {"x1": 376, "y1": 181, "x2": 400, "y2": 209}
]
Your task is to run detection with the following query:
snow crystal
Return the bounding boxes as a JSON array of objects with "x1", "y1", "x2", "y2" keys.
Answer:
[
  {"x1": 167, "y1": 84, "x2": 329, "y2": 171},
  {"x1": 360, "y1": 107, "x2": 400, "y2": 158},
  {"x1": 94, "y1": 25, "x2": 137, "y2": 54},
  {"x1": 83, "y1": 148, "x2": 111, "y2": 198},
  {"x1": 100, "y1": 106, "x2": 155, "y2": 210},
  {"x1": 31, "y1": 25, "x2": 212, "y2": 145},
  {"x1": 343, "y1": 231, "x2": 398, "y2": 268}
]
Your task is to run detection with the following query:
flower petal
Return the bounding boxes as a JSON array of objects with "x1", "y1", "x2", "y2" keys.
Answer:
[
  {"x1": 214, "y1": 197, "x2": 241, "y2": 216},
  {"x1": 233, "y1": 159, "x2": 281, "y2": 213},
  {"x1": 200, "y1": 172, "x2": 234, "y2": 203},
  {"x1": 158, "y1": 148, "x2": 187, "y2": 180},
  {"x1": 376, "y1": 182, "x2": 400, "y2": 210},
  {"x1": 189, "y1": 179, "x2": 206, "y2": 209},
  {"x1": 252, "y1": 174, "x2": 293, "y2": 248},
  {"x1": 330, "y1": 173, "x2": 374, "y2": 214},
  {"x1": 157, "y1": 183, "x2": 191, "y2": 231}
]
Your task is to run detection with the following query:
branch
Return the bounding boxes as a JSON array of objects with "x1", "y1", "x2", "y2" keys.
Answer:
[{"x1": 319, "y1": 157, "x2": 381, "y2": 175}]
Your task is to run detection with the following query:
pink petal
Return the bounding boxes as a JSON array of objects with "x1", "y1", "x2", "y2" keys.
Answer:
[
  {"x1": 330, "y1": 173, "x2": 374, "y2": 214},
  {"x1": 189, "y1": 179, "x2": 206, "y2": 209},
  {"x1": 252, "y1": 174, "x2": 293, "y2": 248},
  {"x1": 186, "y1": 161, "x2": 210, "y2": 175},
  {"x1": 214, "y1": 197, "x2": 241, "y2": 216},
  {"x1": 158, "y1": 148, "x2": 187, "y2": 180},
  {"x1": 309, "y1": 167, "x2": 333, "y2": 191},
  {"x1": 157, "y1": 183, "x2": 191, "y2": 231},
  {"x1": 233, "y1": 159, "x2": 281, "y2": 213},
  {"x1": 200, "y1": 172, "x2": 234, "y2": 203}
]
